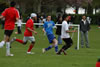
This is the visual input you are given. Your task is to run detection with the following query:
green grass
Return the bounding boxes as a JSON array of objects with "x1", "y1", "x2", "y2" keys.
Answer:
[{"x1": 0, "y1": 25, "x2": 100, "y2": 67}]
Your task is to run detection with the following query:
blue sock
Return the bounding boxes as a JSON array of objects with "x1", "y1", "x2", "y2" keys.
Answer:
[
  {"x1": 55, "y1": 45, "x2": 58, "y2": 53},
  {"x1": 45, "y1": 45, "x2": 53, "y2": 51}
]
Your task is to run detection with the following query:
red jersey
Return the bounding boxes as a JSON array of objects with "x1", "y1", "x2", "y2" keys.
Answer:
[
  {"x1": 96, "y1": 62, "x2": 100, "y2": 67},
  {"x1": 24, "y1": 19, "x2": 34, "y2": 36},
  {"x1": 1, "y1": 7, "x2": 20, "y2": 30}
]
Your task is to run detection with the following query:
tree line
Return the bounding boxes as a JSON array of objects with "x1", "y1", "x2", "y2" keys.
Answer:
[{"x1": 0, "y1": 0, "x2": 100, "y2": 15}]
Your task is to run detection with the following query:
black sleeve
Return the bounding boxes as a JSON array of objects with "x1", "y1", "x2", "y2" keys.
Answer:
[{"x1": 80, "y1": 21, "x2": 82, "y2": 31}]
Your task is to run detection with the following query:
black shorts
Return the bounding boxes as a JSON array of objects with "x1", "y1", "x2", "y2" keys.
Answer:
[
  {"x1": 4, "y1": 30, "x2": 13, "y2": 37},
  {"x1": 63, "y1": 38, "x2": 73, "y2": 45}
]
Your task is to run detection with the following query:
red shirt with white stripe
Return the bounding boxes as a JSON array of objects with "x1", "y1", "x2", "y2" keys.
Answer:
[
  {"x1": 24, "y1": 19, "x2": 34, "y2": 36},
  {"x1": 1, "y1": 7, "x2": 20, "y2": 30}
]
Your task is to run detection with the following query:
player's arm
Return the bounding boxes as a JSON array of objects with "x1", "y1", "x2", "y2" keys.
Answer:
[
  {"x1": 53, "y1": 21, "x2": 57, "y2": 29},
  {"x1": 43, "y1": 22, "x2": 46, "y2": 33},
  {"x1": 42, "y1": 28, "x2": 46, "y2": 33},
  {"x1": 42, "y1": 23, "x2": 46, "y2": 35},
  {"x1": 27, "y1": 28, "x2": 37, "y2": 34},
  {"x1": 15, "y1": 10, "x2": 20, "y2": 22},
  {"x1": 65, "y1": 23, "x2": 76, "y2": 33}
]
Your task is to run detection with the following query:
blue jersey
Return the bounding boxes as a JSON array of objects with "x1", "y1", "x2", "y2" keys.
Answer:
[{"x1": 43, "y1": 21, "x2": 55, "y2": 35}]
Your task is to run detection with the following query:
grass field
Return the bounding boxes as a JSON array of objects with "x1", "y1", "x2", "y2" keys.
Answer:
[{"x1": 0, "y1": 25, "x2": 100, "y2": 67}]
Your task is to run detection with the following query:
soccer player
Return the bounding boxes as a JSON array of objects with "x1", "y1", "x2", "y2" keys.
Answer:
[
  {"x1": 0, "y1": 1, "x2": 20, "y2": 56},
  {"x1": 11, "y1": 13, "x2": 37, "y2": 54},
  {"x1": 42, "y1": 16, "x2": 58, "y2": 54},
  {"x1": 57, "y1": 16, "x2": 76, "y2": 55}
]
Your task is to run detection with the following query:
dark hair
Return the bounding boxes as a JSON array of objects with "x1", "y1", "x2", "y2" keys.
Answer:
[
  {"x1": 10, "y1": 1, "x2": 16, "y2": 7},
  {"x1": 62, "y1": 14, "x2": 68, "y2": 20},
  {"x1": 97, "y1": 58, "x2": 100, "y2": 62}
]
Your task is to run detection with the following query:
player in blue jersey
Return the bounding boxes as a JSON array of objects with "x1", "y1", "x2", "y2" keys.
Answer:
[{"x1": 42, "y1": 16, "x2": 58, "y2": 54}]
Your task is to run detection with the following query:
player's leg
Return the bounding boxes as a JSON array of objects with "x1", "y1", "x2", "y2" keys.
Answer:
[
  {"x1": 62, "y1": 38, "x2": 73, "y2": 55},
  {"x1": 57, "y1": 38, "x2": 73, "y2": 55},
  {"x1": 57, "y1": 43, "x2": 67, "y2": 55},
  {"x1": 5, "y1": 30, "x2": 14, "y2": 56},
  {"x1": 58, "y1": 35, "x2": 62, "y2": 45},
  {"x1": 0, "y1": 35, "x2": 6, "y2": 48},
  {"x1": 17, "y1": 26, "x2": 20, "y2": 34},
  {"x1": 52, "y1": 38, "x2": 58, "y2": 53},
  {"x1": 11, "y1": 37, "x2": 27, "y2": 45},
  {"x1": 81, "y1": 31, "x2": 84, "y2": 48},
  {"x1": 84, "y1": 31, "x2": 89, "y2": 48},
  {"x1": 18, "y1": 26, "x2": 22, "y2": 34},
  {"x1": 27, "y1": 36, "x2": 35, "y2": 54},
  {"x1": 19, "y1": 26, "x2": 22, "y2": 34},
  {"x1": 63, "y1": 38, "x2": 73, "y2": 50},
  {"x1": 42, "y1": 34, "x2": 53, "y2": 53}
]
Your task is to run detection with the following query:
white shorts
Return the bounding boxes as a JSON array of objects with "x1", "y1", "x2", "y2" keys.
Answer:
[{"x1": 23, "y1": 36, "x2": 35, "y2": 43}]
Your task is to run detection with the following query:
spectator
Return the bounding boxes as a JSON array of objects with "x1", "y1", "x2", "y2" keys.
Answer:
[
  {"x1": 80, "y1": 16, "x2": 90, "y2": 48},
  {"x1": 98, "y1": 17, "x2": 100, "y2": 28},
  {"x1": 56, "y1": 16, "x2": 62, "y2": 45},
  {"x1": 16, "y1": 17, "x2": 22, "y2": 34}
]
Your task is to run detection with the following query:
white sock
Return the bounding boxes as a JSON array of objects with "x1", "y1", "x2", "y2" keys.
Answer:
[
  {"x1": 6, "y1": 42, "x2": 10, "y2": 55},
  {"x1": 0, "y1": 41, "x2": 5, "y2": 48}
]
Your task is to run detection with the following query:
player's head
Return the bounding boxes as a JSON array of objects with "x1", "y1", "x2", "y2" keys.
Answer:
[
  {"x1": 47, "y1": 16, "x2": 51, "y2": 21},
  {"x1": 10, "y1": 1, "x2": 16, "y2": 7},
  {"x1": 97, "y1": 58, "x2": 100, "y2": 62},
  {"x1": 30, "y1": 13, "x2": 37, "y2": 20},
  {"x1": 57, "y1": 16, "x2": 62, "y2": 22},
  {"x1": 64, "y1": 16, "x2": 71, "y2": 21}
]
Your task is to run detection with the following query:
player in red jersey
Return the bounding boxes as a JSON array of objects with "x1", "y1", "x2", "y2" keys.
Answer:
[
  {"x1": 0, "y1": 1, "x2": 20, "y2": 56},
  {"x1": 11, "y1": 13, "x2": 37, "y2": 54}
]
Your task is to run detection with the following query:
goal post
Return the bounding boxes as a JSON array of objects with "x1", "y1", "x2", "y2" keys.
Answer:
[{"x1": 16, "y1": 23, "x2": 80, "y2": 50}]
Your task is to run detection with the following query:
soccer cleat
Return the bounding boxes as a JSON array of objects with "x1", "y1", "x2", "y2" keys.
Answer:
[
  {"x1": 61, "y1": 49, "x2": 67, "y2": 55},
  {"x1": 6, "y1": 54, "x2": 14, "y2": 56},
  {"x1": 63, "y1": 51, "x2": 67, "y2": 55},
  {"x1": 42, "y1": 48, "x2": 46, "y2": 53},
  {"x1": 27, "y1": 52, "x2": 35, "y2": 54},
  {"x1": 56, "y1": 52, "x2": 61, "y2": 55},
  {"x1": 10, "y1": 37, "x2": 16, "y2": 43}
]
